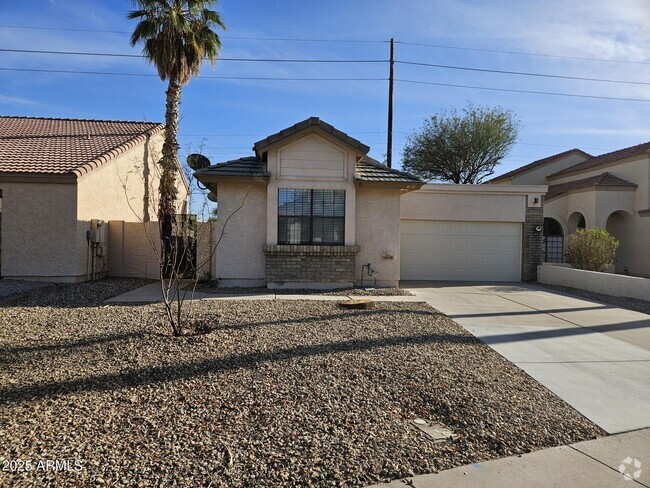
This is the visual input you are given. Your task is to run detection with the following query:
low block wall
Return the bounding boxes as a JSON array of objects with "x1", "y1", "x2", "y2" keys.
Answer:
[
  {"x1": 263, "y1": 245, "x2": 360, "y2": 288},
  {"x1": 538, "y1": 264, "x2": 650, "y2": 301}
]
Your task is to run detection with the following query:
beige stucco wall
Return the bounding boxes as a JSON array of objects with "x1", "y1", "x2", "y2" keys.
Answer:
[
  {"x1": 355, "y1": 187, "x2": 402, "y2": 287},
  {"x1": 0, "y1": 181, "x2": 79, "y2": 281},
  {"x1": 549, "y1": 156, "x2": 649, "y2": 212},
  {"x1": 76, "y1": 133, "x2": 168, "y2": 279},
  {"x1": 543, "y1": 156, "x2": 650, "y2": 276},
  {"x1": 539, "y1": 264, "x2": 650, "y2": 300},
  {"x1": 265, "y1": 132, "x2": 357, "y2": 246},
  {"x1": 400, "y1": 184, "x2": 544, "y2": 222},
  {"x1": 1, "y1": 132, "x2": 190, "y2": 282},
  {"x1": 501, "y1": 152, "x2": 591, "y2": 186},
  {"x1": 76, "y1": 132, "x2": 189, "y2": 280},
  {"x1": 214, "y1": 182, "x2": 267, "y2": 287}
]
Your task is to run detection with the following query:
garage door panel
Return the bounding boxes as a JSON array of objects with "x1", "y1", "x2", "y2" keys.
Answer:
[{"x1": 400, "y1": 220, "x2": 521, "y2": 282}]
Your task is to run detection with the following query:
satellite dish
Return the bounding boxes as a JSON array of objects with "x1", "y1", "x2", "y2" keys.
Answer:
[
  {"x1": 207, "y1": 192, "x2": 218, "y2": 202},
  {"x1": 186, "y1": 153, "x2": 211, "y2": 170}
]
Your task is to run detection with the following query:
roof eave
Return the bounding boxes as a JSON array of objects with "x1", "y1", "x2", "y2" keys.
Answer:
[
  {"x1": 486, "y1": 148, "x2": 592, "y2": 183},
  {"x1": 546, "y1": 184, "x2": 638, "y2": 201},
  {"x1": 547, "y1": 149, "x2": 650, "y2": 180},
  {"x1": 253, "y1": 119, "x2": 370, "y2": 156},
  {"x1": 73, "y1": 124, "x2": 165, "y2": 179},
  {"x1": 355, "y1": 179, "x2": 425, "y2": 191},
  {"x1": 0, "y1": 172, "x2": 77, "y2": 184},
  {"x1": 194, "y1": 172, "x2": 270, "y2": 185}
]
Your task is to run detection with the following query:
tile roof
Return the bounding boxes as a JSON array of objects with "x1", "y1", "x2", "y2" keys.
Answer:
[
  {"x1": 549, "y1": 140, "x2": 650, "y2": 178},
  {"x1": 193, "y1": 156, "x2": 270, "y2": 178},
  {"x1": 253, "y1": 117, "x2": 370, "y2": 155},
  {"x1": 195, "y1": 155, "x2": 423, "y2": 185},
  {"x1": 546, "y1": 172, "x2": 637, "y2": 200},
  {"x1": 487, "y1": 148, "x2": 591, "y2": 183},
  {"x1": 0, "y1": 116, "x2": 163, "y2": 178},
  {"x1": 355, "y1": 157, "x2": 424, "y2": 183}
]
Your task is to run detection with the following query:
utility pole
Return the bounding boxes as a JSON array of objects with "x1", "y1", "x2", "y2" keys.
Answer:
[{"x1": 386, "y1": 37, "x2": 394, "y2": 168}]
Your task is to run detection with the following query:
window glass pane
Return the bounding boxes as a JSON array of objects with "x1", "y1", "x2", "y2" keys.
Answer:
[
  {"x1": 279, "y1": 216, "x2": 310, "y2": 244},
  {"x1": 312, "y1": 217, "x2": 344, "y2": 244},
  {"x1": 312, "y1": 190, "x2": 345, "y2": 217},
  {"x1": 278, "y1": 189, "x2": 345, "y2": 245},
  {"x1": 278, "y1": 189, "x2": 311, "y2": 216}
]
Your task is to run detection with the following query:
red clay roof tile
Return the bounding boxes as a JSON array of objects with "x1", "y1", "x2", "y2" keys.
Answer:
[{"x1": 0, "y1": 116, "x2": 163, "y2": 178}]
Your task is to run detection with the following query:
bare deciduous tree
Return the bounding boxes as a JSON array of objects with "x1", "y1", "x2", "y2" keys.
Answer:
[{"x1": 119, "y1": 139, "x2": 248, "y2": 336}]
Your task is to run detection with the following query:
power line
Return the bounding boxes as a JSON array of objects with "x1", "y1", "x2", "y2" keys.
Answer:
[
  {"x1": 6, "y1": 47, "x2": 649, "y2": 88},
  {"x1": 397, "y1": 60, "x2": 650, "y2": 87},
  {"x1": 395, "y1": 78, "x2": 650, "y2": 103},
  {"x1": 2, "y1": 23, "x2": 646, "y2": 65},
  {"x1": 0, "y1": 48, "x2": 386, "y2": 63},
  {"x1": 0, "y1": 25, "x2": 387, "y2": 43},
  {"x1": 181, "y1": 131, "x2": 387, "y2": 136},
  {"x1": 395, "y1": 40, "x2": 650, "y2": 66},
  {"x1": 0, "y1": 67, "x2": 385, "y2": 81},
  {"x1": 4, "y1": 65, "x2": 646, "y2": 104}
]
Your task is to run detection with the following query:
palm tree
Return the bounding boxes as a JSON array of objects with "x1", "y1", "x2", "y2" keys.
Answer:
[{"x1": 129, "y1": 0, "x2": 225, "y2": 276}]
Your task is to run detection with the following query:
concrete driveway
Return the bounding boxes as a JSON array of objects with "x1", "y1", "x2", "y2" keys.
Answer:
[{"x1": 401, "y1": 281, "x2": 650, "y2": 434}]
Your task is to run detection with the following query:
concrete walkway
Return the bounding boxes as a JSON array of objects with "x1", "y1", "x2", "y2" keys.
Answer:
[
  {"x1": 402, "y1": 282, "x2": 650, "y2": 434},
  {"x1": 369, "y1": 427, "x2": 649, "y2": 487}
]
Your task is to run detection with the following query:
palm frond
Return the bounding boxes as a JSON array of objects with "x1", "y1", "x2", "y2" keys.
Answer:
[{"x1": 129, "y1": 0, "x2": 225, "y2": 84}]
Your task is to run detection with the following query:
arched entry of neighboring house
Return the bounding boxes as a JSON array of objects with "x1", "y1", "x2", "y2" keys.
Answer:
[
  {"x1": 605, "y1": 210, "x2": 633, "y2": 274},
  {"x1": 543, "y1": 217, "x2": 564, "y2": 263},
  {"x1": 568, "y1": 211, "x2": 587, "y2": 234}
]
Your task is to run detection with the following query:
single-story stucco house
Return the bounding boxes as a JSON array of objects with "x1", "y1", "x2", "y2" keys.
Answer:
[
  {"x1": 488, "y1": 142, "x2": 650, "y2": 277},
  {"x1": 195, "y1": 117, "x2": 547, "y2": 288},
  {"x1": 0, "y1": 116, "x2": 188, "y2": 282}
]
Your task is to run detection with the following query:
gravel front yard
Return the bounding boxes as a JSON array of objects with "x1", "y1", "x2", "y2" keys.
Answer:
[
  {"x1": 1, "y1": 281, "x2": 603, "y2": 487},
  {"x1": 0, "y1": 279, "x2": 52, "y2": 301}
]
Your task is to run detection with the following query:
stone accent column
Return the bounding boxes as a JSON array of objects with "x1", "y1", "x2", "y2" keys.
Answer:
[
  {"x1": 522, "y1": 196, "x2": 544, "y2": 281},
  {"x1": 263, "y1": 245, "x2": 360, "y2": 286}
]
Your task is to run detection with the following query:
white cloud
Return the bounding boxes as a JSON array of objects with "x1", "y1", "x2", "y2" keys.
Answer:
[{"x1": 0, "y1": 94, "x2": 39, "y2": 106}]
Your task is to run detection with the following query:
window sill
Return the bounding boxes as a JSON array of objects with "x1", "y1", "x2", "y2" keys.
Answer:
[{"x1": 263, "y1": 244, "x2": 360, "y2": 255}]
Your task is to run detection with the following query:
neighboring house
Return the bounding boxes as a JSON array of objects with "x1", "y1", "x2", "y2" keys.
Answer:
[
  {"x1": 488, "y1": 142, "x2": 650, "y2": 276},
  {"x1": 195, "y1": 117, "x2": 547, "y2": 287},
  {"x1": 0, "y1": 116, "x2": 188, "y2": 282}
]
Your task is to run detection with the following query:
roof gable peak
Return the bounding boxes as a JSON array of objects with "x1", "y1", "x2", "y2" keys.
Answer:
[{"x1": 253, "y1": 117, "x2": 370, "y2": 156}]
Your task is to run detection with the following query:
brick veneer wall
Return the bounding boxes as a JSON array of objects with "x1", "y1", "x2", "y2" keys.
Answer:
[
  {"x1": 263, "y1": 245, "x2": 360, "y2": 284},
  {"x1": 522, "y1": 202, "x2": 544, "y2": 281}
]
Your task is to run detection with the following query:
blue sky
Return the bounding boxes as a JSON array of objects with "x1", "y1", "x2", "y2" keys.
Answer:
[{"x1": 2, "y1": 0, "x2": 650, "y2": 184}]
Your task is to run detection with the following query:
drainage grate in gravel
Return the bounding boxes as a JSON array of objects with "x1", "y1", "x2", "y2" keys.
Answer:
[{"x1": 412, "y1": 419, "x2": 459, "y2": 443}]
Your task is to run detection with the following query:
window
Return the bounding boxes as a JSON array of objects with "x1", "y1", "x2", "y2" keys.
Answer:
[
  {"x1": 278, "y1": 189, "x2": 345, "y2": 245},
  {"x1": 543, "y1": 218, "x2": 564, "y2": 263}
]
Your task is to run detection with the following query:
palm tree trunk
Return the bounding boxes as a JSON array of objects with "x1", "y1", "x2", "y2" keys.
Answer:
[{"x1": 160, "y1": 79, "x2": 182, "y2": 278}]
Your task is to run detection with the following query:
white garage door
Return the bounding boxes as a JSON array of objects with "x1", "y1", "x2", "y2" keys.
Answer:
[{"x1": 400, "y1": 220, "x2": 522, "y2": 281}]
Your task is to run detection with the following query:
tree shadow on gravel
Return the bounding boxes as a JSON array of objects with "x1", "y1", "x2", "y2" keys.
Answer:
[
  {"x1": 0, "y1": 331, "x2": 152, "y2": 364},
  {"x1": 0, "y1": 331, "x2": 478, "y2": 405}
]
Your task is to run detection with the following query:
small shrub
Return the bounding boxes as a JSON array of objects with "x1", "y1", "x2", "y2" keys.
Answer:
[
  {"x1": 565, "y1": 228, "x2": 619, "y2": 272},
  {"x1": 198, "y1": 272, "x2": 220, "y2": 288}
]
